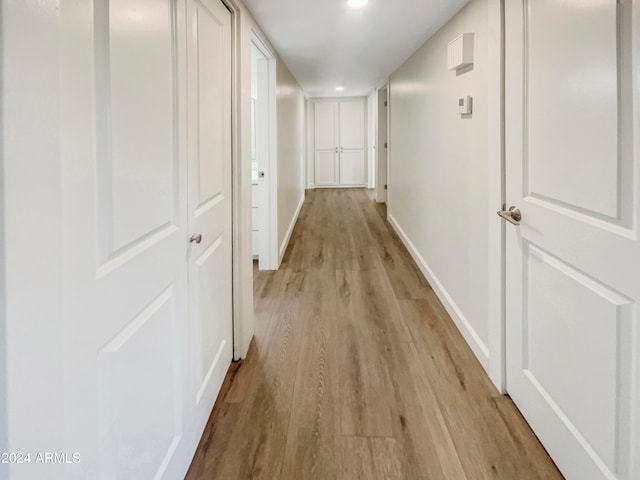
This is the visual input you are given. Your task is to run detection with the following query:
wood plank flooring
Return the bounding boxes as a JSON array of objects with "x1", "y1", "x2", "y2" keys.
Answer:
[{"x1": 185, "y1": 188, "x2": 562, "y2": 480}]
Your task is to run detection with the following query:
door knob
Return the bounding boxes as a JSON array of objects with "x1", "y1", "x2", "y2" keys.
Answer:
[
  {"x1": 497, "y1": 205, "x2": 521, "y2": 225},
  {"x1": 258, "y1": 171, "x2": 265, "y2": 178},
  {"x1": 190, "y1": 233, "x2": 203, "y2": 244}
]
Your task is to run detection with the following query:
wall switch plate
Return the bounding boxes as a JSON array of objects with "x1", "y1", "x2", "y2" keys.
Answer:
[{"x1": 458, "y1": 96, "x2": 472, "y2": 115}]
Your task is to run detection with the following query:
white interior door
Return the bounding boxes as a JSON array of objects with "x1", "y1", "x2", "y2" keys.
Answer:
[
  {"x1": 60, "y1": 1, "x2": 192, "y2": 478},
  {"x1": 315, "y1": 102, "x2": 339, "y2": 185},
  {"x1": 186, "y1": 0, "x2": 233, "y2": 437},
  {"x1": 504, "y1": 2, "x2": 640, "y2": 479},
  {"x1": 6, "y1": 1, "x2": 233, "y2": 478},
  {"x1": 339, "y1": 99, "x2": 366, "y2": 186}
]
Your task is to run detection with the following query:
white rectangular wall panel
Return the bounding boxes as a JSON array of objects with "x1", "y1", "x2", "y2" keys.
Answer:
[{"x1": 447, "y1": 32, "x2": 474, "y2": 70}]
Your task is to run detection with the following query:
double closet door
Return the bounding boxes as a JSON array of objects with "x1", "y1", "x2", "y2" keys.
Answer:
[{"x1": 314, "y1": 99, "x2": 366, "y2": 186}]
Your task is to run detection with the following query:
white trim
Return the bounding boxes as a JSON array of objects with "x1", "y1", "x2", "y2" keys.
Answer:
[
  {"x1": 306, "y1": 98, "x2": 315, "y2": 189},
  {"x1": 278, "y1": 193, "x2": 305, "y2": 265},
  {"x1": 387, "y1": 214, "x2": 490, "y2": 370},
  {"x1": 312, "y1": 184, "x2": 367, "y2": 189},
  {"x1": 308, "y1": 95, "x2": 366, "y2": 103},
  {"x1": 375, "y1": 84, "x2": 389, "y2": 203},
  {"x1": 225, "y1": 0, "x2": 253, "y2": 361},
  {"x1": 250, "y1": 30, "x2": 279, "y2": 271},
  {"x1": 487, "y1": 0, "x2": 506, "y2": 393},
  {"x1": 375, "y1": 77, "x2": 390, "y2": 91}
]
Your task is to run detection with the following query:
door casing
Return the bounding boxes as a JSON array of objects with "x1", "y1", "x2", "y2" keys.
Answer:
[
  {"x1": 375, "y1": 84, "x2": 389, "y2": 203},
  {"x1": 250, "y1": 32, "x2": 279, "y2": 271}
]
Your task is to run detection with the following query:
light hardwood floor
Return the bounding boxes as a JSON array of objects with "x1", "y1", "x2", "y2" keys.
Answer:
[{"x1": 185, "y1": 188, "x2": 563, "y2": 480}]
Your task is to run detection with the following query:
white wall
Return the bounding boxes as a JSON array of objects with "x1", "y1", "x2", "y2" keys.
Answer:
[
  {"x1": 276, "y1": 60, "x2": 306, "y2": 262},
  {"x1": 387, "y1": 0, "x2": 491, "y2": 368},
  {"x1": 0, "y1": 68, "x2": 7, "y2": 480},
  {"x1": 1, "y1": 2, "x2": 66, "y2": 477}
]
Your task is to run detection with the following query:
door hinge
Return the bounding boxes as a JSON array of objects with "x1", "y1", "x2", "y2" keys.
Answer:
[
  {"x1": 384, "y1": 184, "x2": 388, "y2": 190},
  {"x1": 384, "y1": 101, "x2": 388, "y2": 107},
  {"x1": 384, "y1": 142, "x2": 388, "y2": 149}
]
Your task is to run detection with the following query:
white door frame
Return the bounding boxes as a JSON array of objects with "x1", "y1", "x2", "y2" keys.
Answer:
[
  {"x1": 223, "y1": 0, "x2": 254, "y2": 360},
  {"x1": 486, "y1": 0, "x2": 506, "y2": 392},
  {"x1": 367, "y1": 91, "x2": 377, "y2": 189},
  {"x1": 375, "y1": 83, "x2": 389, "y2": 203},
  {"x1": 250, "y1": 31, "x2": 279, "y2": 271}
]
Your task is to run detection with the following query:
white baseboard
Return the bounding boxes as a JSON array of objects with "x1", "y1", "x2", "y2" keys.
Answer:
[
  {"x1": 279, "y1": 193, "x2": 305, "y2": 266},
  {"x1": 387, "y1": 213, "x2": 490, "y2": 371},
  {"x1": 312, "y1": 184, "x2": 368, "y2": 189}
]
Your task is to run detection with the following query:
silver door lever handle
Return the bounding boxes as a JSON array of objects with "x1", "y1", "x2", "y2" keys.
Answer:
[
  {"x1": 190, "y1": 234, "x2": 203, "y2": 244},
  {"x1": 497, "y1": 206, "x2": 521, "y2": 225}
]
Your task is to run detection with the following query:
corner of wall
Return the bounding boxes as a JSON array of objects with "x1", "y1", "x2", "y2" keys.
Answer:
[
  {"x1": 278, "y1": 193, "x2": 304, "y2": 265},
  {"x1": 387, "y1": 215, "x2": 490, "y2": 370}
]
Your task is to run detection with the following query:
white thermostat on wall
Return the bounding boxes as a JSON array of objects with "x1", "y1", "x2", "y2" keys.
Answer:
[{"x1": 458, "y1": 96, "x2": 472, "y2": 115}]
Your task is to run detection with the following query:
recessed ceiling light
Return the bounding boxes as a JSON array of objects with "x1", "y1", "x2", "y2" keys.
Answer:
[
  {"x1": 336, "y1": 86, "x2": 345, "y2": 91},
  {"x1": 347, "y1": 0, "x2": 368, "y2": 9}
]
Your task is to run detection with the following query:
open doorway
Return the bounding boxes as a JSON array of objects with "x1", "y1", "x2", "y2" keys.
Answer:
[
  {"x1": 250, "y1": 33, "x2": 278, "y2": 270},
  {"x1": 376, "y1": 85, "x2": 389, "y2": 203}
]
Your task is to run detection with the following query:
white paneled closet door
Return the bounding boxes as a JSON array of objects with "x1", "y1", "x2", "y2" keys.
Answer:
[
  {"x1": 315, "y1": 101, "x2": 339, "y2": 185},
  {"x1": 186, "y1": 0, "x2": 234, "y2": 452},
  {"x1": 313, "y1": 99, "x2": 366, "y2": 187},
  {"x1": 55, "y1": 0, "x2": 233, "y2": 479},
  {"x1": 339, "y1": 100, "x2": 366, "y2": 185},
  {"x1": 61, "y1": 1, "x2": 191, "y2": 478}
]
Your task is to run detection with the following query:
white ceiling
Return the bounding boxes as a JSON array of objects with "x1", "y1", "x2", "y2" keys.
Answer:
[{"x1": 243, "y1": 0, "x2": 471, "y2": 98}]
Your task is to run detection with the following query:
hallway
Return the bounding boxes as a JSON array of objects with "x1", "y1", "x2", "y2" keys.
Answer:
[{"x1": 185, "y1": 189, "x2": 562, "y2": 479}]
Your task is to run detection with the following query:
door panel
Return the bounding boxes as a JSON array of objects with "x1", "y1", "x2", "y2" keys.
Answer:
[
  {"x1": 526, "y1": 0, "x2": 619, "y2": 219},
  {"x1": 106, "y1": 0, "x2": 176, "y2": 253},
  {"x1": 340, "y1": 150, "x2": 365, "y2": 185},
  {"x1": 60, "y1": 0, "x2": 233, "y2": 478},
  {"x1": 62, "y1": 1, "x2": 190, "y2": 478},
  {"x1": 187, "y1": 0, "x2": 233, "y2": 430},
  {"x1": 339, "y1": 100, "x2": 365, "y2": 149},
  {"x1": 99, "y1": 289, "x2": 182, "y2": 480},
  {"x1": 316, "y1": 151, "x2": 339, "y2": 185},
  {"x1": 315, "y1": 102, "x2": 338, "y2": 150},
  {"x1": 505, "y1": 1, "x2": 639, "y2": 479}
]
